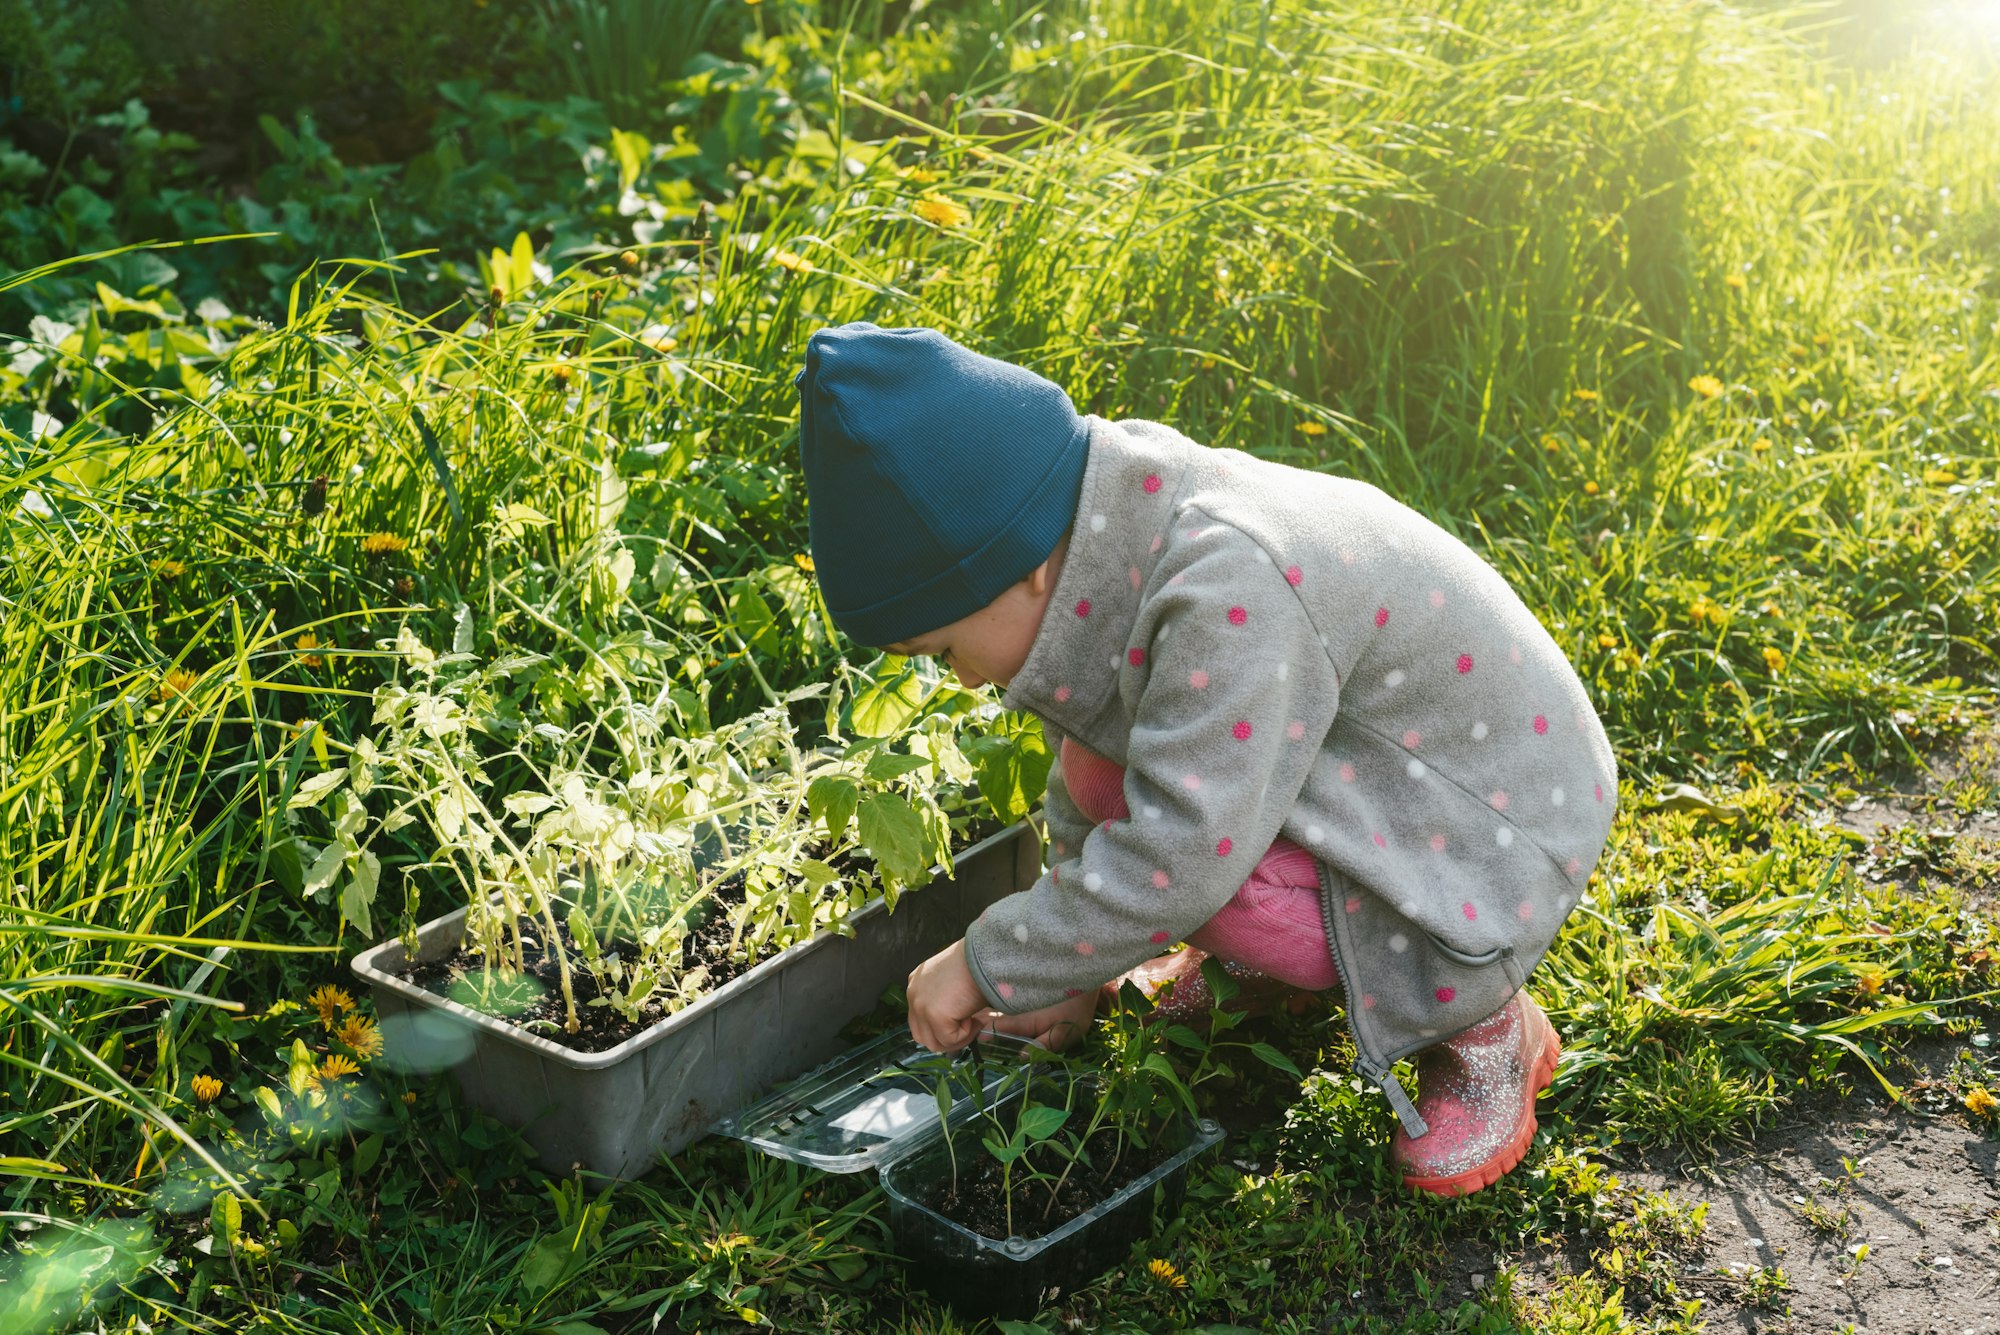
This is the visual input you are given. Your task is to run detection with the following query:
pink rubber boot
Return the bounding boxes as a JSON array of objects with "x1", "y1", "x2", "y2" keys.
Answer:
[{"x1": 1389, "y1": 991, "x2": 1560, "y2": 1197}]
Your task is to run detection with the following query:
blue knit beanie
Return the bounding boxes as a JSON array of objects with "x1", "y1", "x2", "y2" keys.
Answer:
[{"x1": 794, "y1": 322, "x2": 1089, "y2": 647}]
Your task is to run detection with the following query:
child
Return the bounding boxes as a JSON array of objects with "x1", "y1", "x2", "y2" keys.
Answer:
[{"x1": 794, "y1": 322, "x2": 1618, "y2": 1197}]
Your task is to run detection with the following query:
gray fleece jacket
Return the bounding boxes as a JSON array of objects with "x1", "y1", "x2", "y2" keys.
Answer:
[{"x1": 961, "y1": 414, "x2": 1620, "y2": 1133}]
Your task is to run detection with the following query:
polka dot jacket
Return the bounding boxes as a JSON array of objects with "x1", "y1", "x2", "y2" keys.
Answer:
[{"x1": 963, "y1": 415, "x2": 1619, "y2": 1126}]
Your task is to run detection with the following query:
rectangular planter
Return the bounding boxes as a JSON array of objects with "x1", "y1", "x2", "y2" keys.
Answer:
[
  {"x1": 349, "y1": 821, "x2": 1039, "y2": 1179},
  {"x1": 878, "y1": 1093, "x2": 1224, "y2": 1320}
]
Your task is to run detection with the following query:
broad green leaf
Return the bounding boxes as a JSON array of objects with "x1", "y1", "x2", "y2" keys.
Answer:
[
  {"x1": 1016, "y1": 1102, "x2": 1069, "y2": 1142},
  {"x1": 850, "y1": 667, "x2": 928, "y2": 738},
  {"x1": 209, "y1": 1192, "x2": 242, "y2": 1254},
  {"x1": 301, "y1": 840, "x2": 345, "y2": 897},
  {"x1": 1644, "y1": 783, "x2": 1744, "y2": 822},
  {"x1": 494, "y1": 502, "x2": 554, "y2": 540},
  {"x1": 610, "y1": 127, "x2": 650, "y2": 194},
  {"x1": 806, "y1": 775, "x2": 858, "y2": 842},
  {"x1": 863, "y1": 750, "x2": 930, "y2": 782},
  {"x1": 1248, "y1": 1042, "x2": 1303, "y2": 1080},
  {"x1": 342, "y1": 849, "x2": 381, "y2": 936},
  {"x1": 981, "y1": 1135, "x2": 1027, "y2": 1165},
  {"x1": 351, "y1": 1133, "x2": 384, "y2": 1176},
  {"x1": 857, "y1": 792, "x2": 927, "y2": 886},
  {"x1": 287, "y1": 767, "x2": 348, "y2": 809}
]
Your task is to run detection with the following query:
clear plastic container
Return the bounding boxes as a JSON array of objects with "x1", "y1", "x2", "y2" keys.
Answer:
[{"x1": 719, "y1": 1029, "x2": 1225, "y2": 1319}]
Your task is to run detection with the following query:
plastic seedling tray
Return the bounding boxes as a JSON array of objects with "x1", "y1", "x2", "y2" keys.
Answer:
[
  {"x1": 349, "y1": 821, "x2": 1038, "y2": 1179},
  {"x1": 718, "y1": 1029, "x2": 1224, "y2": 1320}
]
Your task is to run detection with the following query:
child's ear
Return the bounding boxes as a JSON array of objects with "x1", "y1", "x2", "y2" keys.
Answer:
[{"x1": 1025, "y1": 559, "x2": 1054, "y2": 597}]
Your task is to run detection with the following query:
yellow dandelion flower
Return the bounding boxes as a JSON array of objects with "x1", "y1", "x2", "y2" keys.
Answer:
[
  {"x1": 1688, "y1": 374, "x2": 1725, "y2": 400},
  {"x1": 1966, "y1": 1087, "x2": 1998, "y2": 1117},
  {"x1": 1788, "y1": 343, "x2": 1810, "y2": 360},
  {"x1": 1148, "y1": 1258, "x2": 1189, "y2": 1289},
  {"x1": 1762, "y1": 646, "x2": 1786, "y2": 673},
  {"x1": 1200, "y1": 357, "x2": 1217, "y2": 370},
  {"x1": 318, "y1": 1054, "x2": 362, "y2": 1082},
  {"x1": 156, "y1": 559, "x2": 187, "y2": 580},
  {"x1": 1540, "y1": 434, "x2": 1562, "y2": 454},
  {"x1": 1596, "y1": 632, "x2": 1619, "y2": 649},
  {"x1": 639, "y1": 325, "x2": 678, "y2": 353},
  {"x1": 1572, "y1": 388, "x2": 1599, "y2": 403},
  {"x1": 155, "y1": 666, "x2": 199, "y2": 700},
  {"x1": 1583, "y1": 480, "x2": 1599, "y2": 496},
  {"x1": 1724, "y1": 272, "x2": 1747, "y2": 290},
  {"x1": 793, "y1": 553, "x2": 815, "y2": 574},
  {"x1": 294, "y1": 633, "x2": 324, "y2": 668},
  {"x1": 1617, "y1": 646, "x2": 1643, "y2": 671},
  {"x1": 1812, "y1": 332, "x2": 1831, "y2": 348},
  {"x1": 1690, "y1": 597, "x2": 1725, "y2": 626},
  {"x1": 1855, "y1": 971, "x2": 1884, "y2": 995},
  {"x1": 549, "y1": 362, "x2": 574, "y2": 385},
  {"x1": 771, "y1": 249, "x2": 816, "y2": 273},
  {"x1": 897, "y1": 165, "x2": 942, "y2": 183},
  {"x1": 1297, "y1": 421, "x2": 1328, "y2": 437},
  {"x1": 361, "y1": 532, "x2": 409, "y2": 557},
  {"x1": 402, "y1": 1090, "x2": 419, "y2": 1106},
  {"x1": 336, "y1": 1015, "x2": 385, "y2": 1059},
  {"x1": 913, "y1": 194, "x2": 971, "y2": 228},
  {"x1": 308, "y1": 984, "x2": 355, "y2": 1028},
  {"x1": 191, "y1": 1075, "x2": 224, "y2": 1105},
  {"x1": 1924, "y1": 467, "x2": 1958, "y2": 485},
  {"x1": 1751, "y1": 437, "x2": 1772, "y2": 453}
]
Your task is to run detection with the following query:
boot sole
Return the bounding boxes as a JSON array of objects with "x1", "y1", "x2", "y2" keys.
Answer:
[{"x1": 1401, "y1": 1002, "x2": 1561, "y2": 1199}]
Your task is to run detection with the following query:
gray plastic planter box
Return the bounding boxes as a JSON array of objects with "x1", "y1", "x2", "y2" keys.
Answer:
[{"x1": 349, "y1": 821, "x2": 1039, "y2": 1179}]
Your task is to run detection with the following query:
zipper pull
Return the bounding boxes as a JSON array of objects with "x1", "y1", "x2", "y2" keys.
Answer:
[{"x1": 1358, "y1": 1059, "x2": 1429, "y2": 1139}]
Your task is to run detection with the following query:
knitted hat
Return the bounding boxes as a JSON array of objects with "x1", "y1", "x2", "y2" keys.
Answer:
[{"x1": 794, "y1": 322, "x2": 1089, "y2": 646}]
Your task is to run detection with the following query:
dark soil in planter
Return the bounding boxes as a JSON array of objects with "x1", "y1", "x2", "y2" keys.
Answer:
[{"x1": 922, "y1": 1126, "x2": 1177, "y2": 1240}]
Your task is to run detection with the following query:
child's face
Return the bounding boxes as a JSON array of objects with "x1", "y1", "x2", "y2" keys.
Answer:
[{"x1": 889, "y1": 567, "x2": 1055, "y2": 690}]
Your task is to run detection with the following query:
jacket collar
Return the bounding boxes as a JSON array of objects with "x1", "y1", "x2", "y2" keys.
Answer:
[{"x1": 1002, "y1": 417, "x2": 1200, "y2": 747}]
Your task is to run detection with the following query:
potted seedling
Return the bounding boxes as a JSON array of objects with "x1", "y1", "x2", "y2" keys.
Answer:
[{"x1": 331, "y1": 620, "x2": 1051, "y2": 1176}]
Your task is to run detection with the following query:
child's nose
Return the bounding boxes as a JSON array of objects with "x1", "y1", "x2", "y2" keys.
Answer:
[{"x1": 951, "y1": 663, "x2": 986, "y2": 689}]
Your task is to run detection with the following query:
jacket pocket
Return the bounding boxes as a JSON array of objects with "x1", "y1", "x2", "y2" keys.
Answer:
[{"x1": 1423, "y1": 933, "x2": 1527, "y2": 990}]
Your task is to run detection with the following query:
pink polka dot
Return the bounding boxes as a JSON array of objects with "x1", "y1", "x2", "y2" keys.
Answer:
[
  {"x1": 1339, "y1": 548, "x2": 1356, "y2": 566},
  {"x1": 1216, "y1": 838, "x2": 1233, "y2": 857},
  {"x1": 1074, "y1": 941, "x2": 1095, "y2": 955},
  {"x1": 998, "y1": 983, "x2": 1015, "y2": 1001},
  {"x1": 1285, "y1": 565, "x2": 1304, "y2": 586},
  {"x1": 1429, "y1": 834, "x2": 1447, "y2": 852},
  {"x1": 1461, "y1": 902, "x2": 1478, "y2": 921},
  {"x1": 1152, "y1": 870, "x2": 1170, "y2": 889},
  {"x1": 1374, "y1": 606, "x2": 1390, "y2": 628},
  {"x1": 1532, "y1": 714, "x2": 1549, "y2": 735},
  {"x1": 1101, "y1": 819, "x2": 1114, "y2": 832},
  {"x1": 1429, "y1": 589, "x2": 1446, "y2": 608},
  {"x1": 1188, "y1": 669, "x2": 1210, "y2": 689},
  {"x1": 1227, "y1": 606, "x2": 1248, "y2": 626},
  {"x1": 1143, "y1": 473, "x2": 1162, "y2": 494},
  {"x1": 1489, "y1": 790, "x2": 1509, "y2": 811},
  {"x1": 1168, "y1": 573, "x2": 1185, "y2": 586},
  {"x1": 1435, "y1": 986, "x2": 1456, "y2": 1004},
  {"x1": 1371, "y1": 832, "x2": 1387, "y2": 849},
  {"x1": 1128, "y1": 647, "x2": 1146, "y2": 666},
  {"x1": 1508, "y1": 644, "x2": 1523, "y2": 665},
  {"x1": 1594, "y1": 783, "x2": 1604, "y2": 804},
  {"x1": 1344, "y1": 896, "x2": 1361, "y2": 914},
  {"x1": 1054, "y1": 685, "x2": 1072, "y2": 702},
  {"x1": 1075, "y1": 599, "x2": 1092, "y2": 618},
  {"x1": 1403, "y1": 729, "x2": 1422, "y2": 749},
  {"x1": 1566, "y1": 857, "x2": 1582, "y2": 877},
  {"x1": 1286, "y1": 721, "x2": 1306, "y2": 741},
  {"x1": 1052, "y1": 866, "x2": 1059, "y2": 883},
  {"x1": 1129, "y1": 566, "x2": 1142, "y2": 590},
  {"x1": 1362, "y1": 993, "x2": 1377, "y2": 1010},
  {"x1": 1151, "y1": 930, "x2": 1171, "y2": 944},
  {"x1": 1232, "y1": 720, "x2": 1253, "y2": 741},
  {"x1": 1339, "y1": 762, "x2": 1356, "y2": 782},
  {"x1": 1065, "y1": 987, "x2": 1083, "y2": 997},
  {"x1": 1150, "y1": 534, "x2": 1163, "y2": 553},
  {"x1": 1456, "y1": 653, "x2": 1474, "y2": 674},
  {"x1": 1183, "y1": 773, "x2": 1201, "y2": 790},
  {"x1": 1517, "y1": 900, "x2": 1535, "y2": 921}
]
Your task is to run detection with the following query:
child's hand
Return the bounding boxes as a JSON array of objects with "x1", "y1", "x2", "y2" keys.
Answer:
[
  {"x1": 983, "y1": 988, "x2": 1098, "y2": 1052},
  {"x1": 906, "y1": 939, "x2": 993, "y2": 1053}
]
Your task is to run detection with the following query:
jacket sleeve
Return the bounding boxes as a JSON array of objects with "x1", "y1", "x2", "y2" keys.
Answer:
[
  {"x1": 1037, "y1": 721, "x2": 1096, "y2": 867},
  {"x1": 963, "y1": 520, "x2": 1340, "y2": 1013}
]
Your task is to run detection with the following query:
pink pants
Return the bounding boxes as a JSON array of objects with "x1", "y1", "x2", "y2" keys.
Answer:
[{"x1": 1060, "y1": 739, "x2": 1339, "y2": 991}]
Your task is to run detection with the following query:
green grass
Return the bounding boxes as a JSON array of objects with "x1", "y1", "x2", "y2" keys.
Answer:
[{"x1": 5, "y1": 0, "x2": 2000, "y2": 1330}]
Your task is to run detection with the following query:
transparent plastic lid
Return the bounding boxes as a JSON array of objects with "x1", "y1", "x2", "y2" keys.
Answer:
[{"x1": 715, "y1": 1029, "x2": 1041, "y2": 1173}]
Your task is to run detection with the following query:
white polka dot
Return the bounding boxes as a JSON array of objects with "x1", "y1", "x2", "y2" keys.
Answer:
[
  {"x1": 1551, "y1": 787, "x2": 1566, "y2": 807},
  {"x1": 1419, "y1": 1028, "x2": 1439, "y2": 1039},
  {"x1": 1399, "y1": 899, "x2": 1419, "y2": 915},
  {"x1": 1495, "y1": 827, "x2": 1514, "y2": 848},
  {"x1": 1305, "y1": 824, "x2": 1325, "y2": 843},
  {"x1": 1385, "y1": 669, "x2": 1406, "y2": 688},
  {"x1": 1142, "y1": 805, "x2": 1161, "y2": 820},
  {"x1": 1158, "y1": 623, "x2": 1172, "y2": 639},
  {"x1": 1110, "y1": 653, "x2": 1123, "y2": 671},
  {"x1": 1013, "y1": 923, "x2": 1030, "y2": 943},
  {"x1": 1320, "y1": 635, "x2": 1331, "y2": 651},
  {"x1": 1406, "y1": 758, "x2": 1426, "y2": 779},
  {"x1": 1090, "y1": 513, "x2": 1107, "y2": 532},
  {"x1": 1276, "y1": 662, "x2": 1290, "y2": 681},
  {"x1": 1083, "y1": 872, "x2": 1103, "y2": 891},
  {"x1": 1388, "y1": 933, "x2": 1409, "y2": 953},
  {"x1": 1254, "y1": 547, "x2": 1272, "y2": 565},
  {"x1": 1471, "y1": 721, "x2": 1489, "y2": 741}
]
